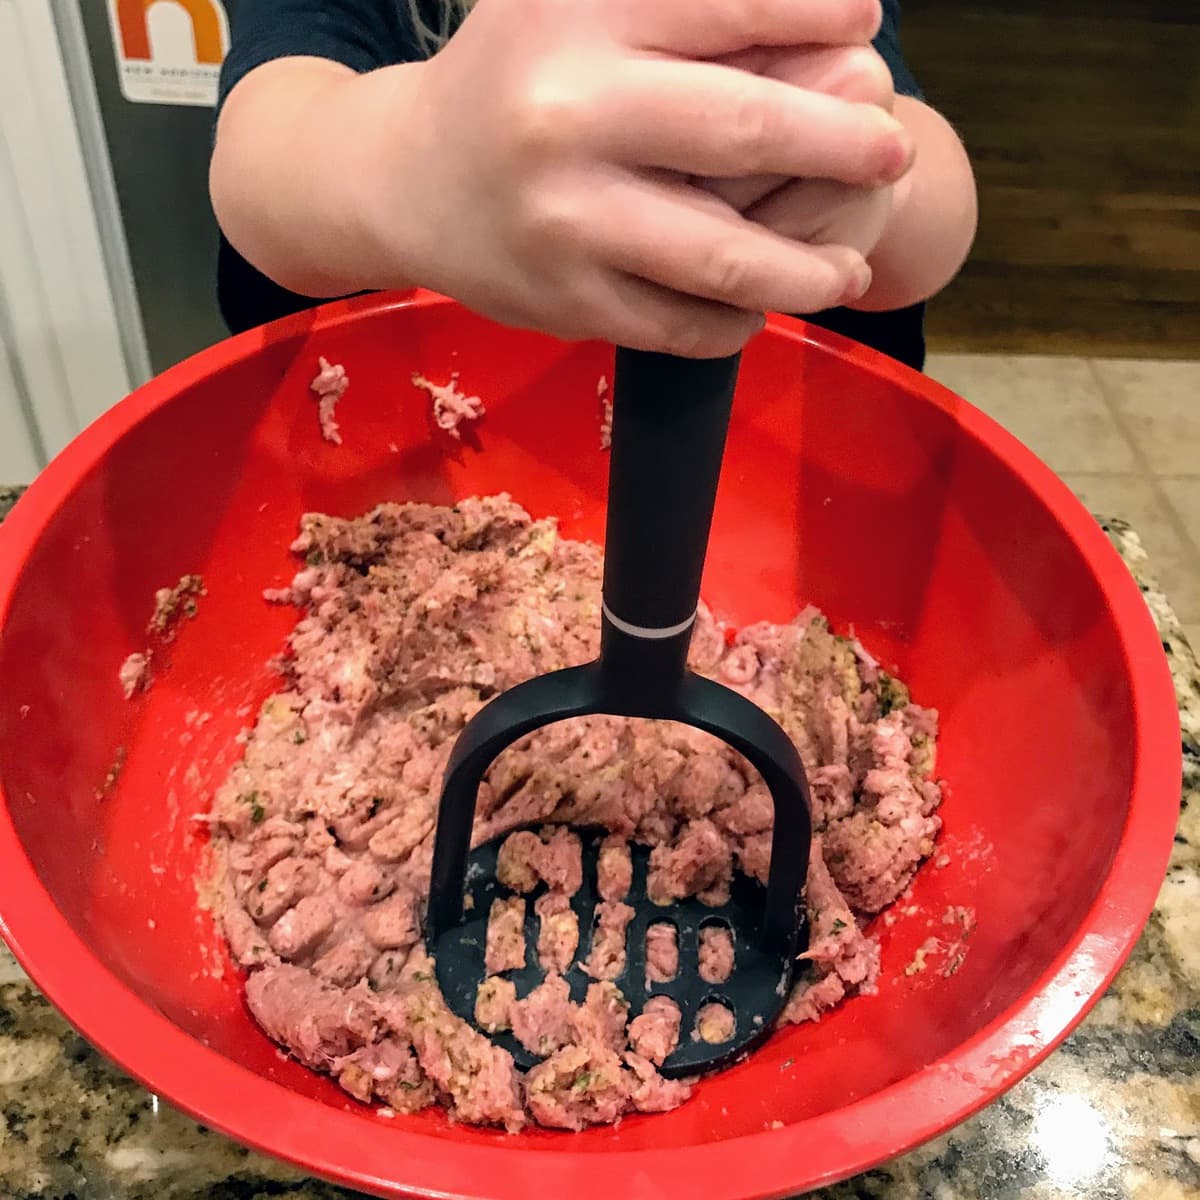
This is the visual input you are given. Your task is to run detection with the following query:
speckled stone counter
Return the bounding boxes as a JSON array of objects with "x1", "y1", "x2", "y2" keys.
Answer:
[{"x1": 0, "y1": 487, "x2": 1196, "y2": 1200}]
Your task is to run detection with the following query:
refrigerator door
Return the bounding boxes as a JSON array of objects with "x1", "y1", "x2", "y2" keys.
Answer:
[{"x1": 68, "y1": 0, "x2": 240, "y2": 374}]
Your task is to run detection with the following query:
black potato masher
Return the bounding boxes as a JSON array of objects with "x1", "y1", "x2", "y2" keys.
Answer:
[{"x1": 426, "y1": 348, "x2": 813, "y2": 1077}]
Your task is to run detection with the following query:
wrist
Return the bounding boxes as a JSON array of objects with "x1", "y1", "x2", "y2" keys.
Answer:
[{"x1": 307, "y1": 62, "x2": 437, "y2": 295}]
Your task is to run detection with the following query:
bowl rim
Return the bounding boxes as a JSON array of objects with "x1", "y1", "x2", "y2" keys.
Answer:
[{"x1": 0, "y1": 291, "x2": 1182, "y2": 1200}]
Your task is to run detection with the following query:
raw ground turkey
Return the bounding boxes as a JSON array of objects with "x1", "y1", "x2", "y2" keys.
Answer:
[{"x1": 209, "y1": 494, "x2": 942, "y2": 1132}]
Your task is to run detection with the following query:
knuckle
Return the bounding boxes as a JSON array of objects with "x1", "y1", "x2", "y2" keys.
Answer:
[
  {"x1": 699, "y1": 241, "x2": 757, "y2": 304},
  {"x1": 856, "y1": 108, "x2": 907, "y2": 182},
  {"x1": 728, "y1": 94, "x2": 779, "y2": 168},
  {"x1": 659, "y1": 314, "x2": 710, "y2": 359},
  {"x1": 842, "y1": 46, "x2": 894, "y2": 109},
  {"x1": 511, "y1": 69, "x2": 589, "y2": 159},
  {"x1": 520, "y1": 186, "x2": 579, "y2": 246},
  {"x1": 822, "y1": 248, "x2": 866, "y2": 306}
]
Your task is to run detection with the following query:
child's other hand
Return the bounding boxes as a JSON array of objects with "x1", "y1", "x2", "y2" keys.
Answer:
[
  {"x1": 390, "y1": 0, "x2": 911, "y2": 357},
  {"x1": 702, "y1": 43, "x2": 900, "y2": 261}
]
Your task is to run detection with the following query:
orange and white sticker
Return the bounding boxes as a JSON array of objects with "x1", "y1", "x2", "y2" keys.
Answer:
[{"x1": 106, "y1": 0, "x2": 230, "y2": 107}]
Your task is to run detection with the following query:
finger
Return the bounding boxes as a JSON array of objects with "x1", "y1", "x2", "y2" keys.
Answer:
[
  {"x1": 589, "y1": 176, "x2": 871, "y2": 315},
  {"x1": 747, "y1": 178, "x2": 894, "y2": 256},
  {"x1": 619, "y1": 0, "x2": 882, "y2": 57},
  {"x1": 602, "y1": 60, "x2": 911, "y2": 184},
  {"x1": 580, "y1": 275, "x2": 766, "y2": 358},
  {"x1": 702, "y1": 45, "x2": 896, "y2": 212},
  {"x1": 719, "y1": 44, "x2": 895, "y2": 111}
]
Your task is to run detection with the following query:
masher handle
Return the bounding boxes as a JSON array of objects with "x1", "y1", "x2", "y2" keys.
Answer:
[{"x1": 600, "y1": 349, "x2": 740, "y2": 689}]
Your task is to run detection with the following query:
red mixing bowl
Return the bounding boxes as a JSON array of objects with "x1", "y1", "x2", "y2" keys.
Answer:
[{"x1": 0, "y1": 292, "x2": 1180, "y2": 1198}]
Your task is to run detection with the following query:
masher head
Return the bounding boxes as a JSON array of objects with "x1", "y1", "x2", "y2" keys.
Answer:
[{"x1": 426, "y1": 662, "x2": 813, "y2": 1076}]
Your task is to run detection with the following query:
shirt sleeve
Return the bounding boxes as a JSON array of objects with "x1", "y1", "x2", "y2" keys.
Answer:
[
  {"x1": 218, "y1": 0, "x2": 414, "y2": 110},
  {"x1": 873, "y1": 0, "x2": 923, "y2": 100}
]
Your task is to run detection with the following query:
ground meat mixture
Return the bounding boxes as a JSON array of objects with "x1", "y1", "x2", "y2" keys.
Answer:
[
  {"x1": 584, "y1": 901, "x2": 636, "y2": 981},
  {"x1": 210, "y1": 494, "x2": 943, "y2": 1132},
  {"x1": 695, "y1": 1002, "x2": 736, "y2": 1045},
  {"x1": 411, "y1": 372, "x2": 485, "y2": 438},
  {"x1": 698, "y1": 925, "x2": 735, "y2": 984},
  {"x1": 118, "y1": 572, "x2": 206, "y2": 698},
  {"x1": 475, "y1": 976, "x2": 516, "y2": 1032},
  {"x1": 148, "y1": 573, "x2": 205, "y2": 637},
  {"x1": 485, "y1": 897, "x2": 527, "y2": 974},
  {"x1": 510, "y1": 973, "x2": 575, "y2": 1056},
  {"x1": 119, "y1": 651, "x2": 151, "y2": 699},
  {"x1": 645, "y1": 923, "x2": 679, "y2": 984},
  {"x1": 534, "y1": 891, "x2": 579, "y2": 972},
  {"x1": 310, "y1": 357, "x2": 348, "y2": 445},
  {"x1": 596, "y1": 835, "x2": 632, "y2": 901},
  {"x1": 628, "y1": 996, "x2": 682, "y2": 1065}
]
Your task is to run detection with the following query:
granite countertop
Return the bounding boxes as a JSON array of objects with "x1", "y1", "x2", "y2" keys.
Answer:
[{"x1": 0, "y1": 484, "x2": 1196, "y2": 1200}]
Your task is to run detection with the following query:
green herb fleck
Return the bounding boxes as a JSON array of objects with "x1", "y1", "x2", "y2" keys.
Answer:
[
  {"x1": 399, "y1": 1080, "x2": 422, "y2": 1091},
  {"x1": 250, "y1": 802, "x2": 265, "y2": 823},
  {"x1": 412, "y1": 971, "x2": 433, "y2": 983},
  {"x1": 305, "y1": 548, "x2": 325, "y2": 566},
  {"x1": 876, "y1": 673, "x2": 909, "y2": 716},
  {"x1": 240, "y1": 790, "x2": 258, "y2": 806},
  {"x1": 257, "y1": 879, "x2": 268, "y2": 893},
  {"x1": 831, "y1": 918, "x2": 847, "y2": 933},
  {"x1": 572, "y1": 1072, "x2": 593, "y2": 1092},
  {"x1": 292, "y1": 730, "x2": 307, "y2": 744},
  {"x1": 367, "y1": 796, "x2": 384, "y2": 819}
]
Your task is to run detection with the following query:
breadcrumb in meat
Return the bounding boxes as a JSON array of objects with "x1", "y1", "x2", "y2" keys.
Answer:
[{"x1": 695, "y1": 1003, "x2": 735, "y2": 1044}]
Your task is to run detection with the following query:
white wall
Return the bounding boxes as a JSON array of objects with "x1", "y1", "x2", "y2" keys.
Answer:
[
  {"x1": 0, "y1": 296, "x2": 42, "y2": 481},
  {"x1": 0, "y1": 0, "x2": 132, "y2": 479}
]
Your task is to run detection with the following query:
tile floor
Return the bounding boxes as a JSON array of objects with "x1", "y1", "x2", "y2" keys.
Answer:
[{"x1": 924, "y1": 354, "x2": 1200, "y2": 652}]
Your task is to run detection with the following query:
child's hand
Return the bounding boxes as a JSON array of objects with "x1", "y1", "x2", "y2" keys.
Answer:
[{"x1": 387, "y1": 0, "x2": 912, "y2": 356}]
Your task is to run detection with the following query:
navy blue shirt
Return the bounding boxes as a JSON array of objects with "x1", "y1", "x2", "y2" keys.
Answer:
[{"x1": 216, "y1": 0, "x2": 926, "y2": 369}]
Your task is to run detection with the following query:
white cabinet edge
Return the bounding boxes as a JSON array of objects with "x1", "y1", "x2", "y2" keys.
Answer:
[{"x1": 0, "y1": 0, "x2": 135, "y2": 461}]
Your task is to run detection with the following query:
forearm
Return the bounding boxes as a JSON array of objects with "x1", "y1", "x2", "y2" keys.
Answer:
[
  {"x1": 850, "y1": 95, "x2": 977, "y2": 312},
  {"x1": 210, "y1": 58, "x2": 428, "y2": 299}
]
